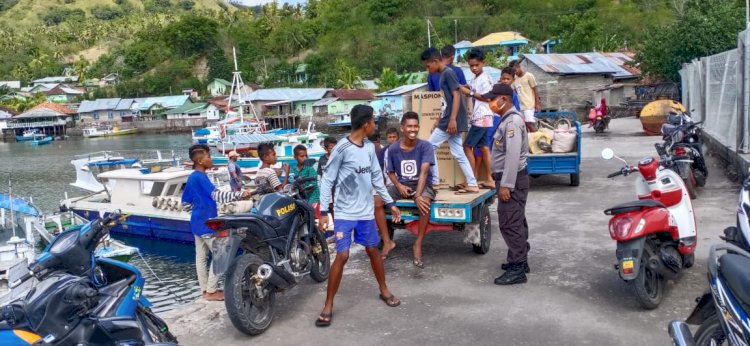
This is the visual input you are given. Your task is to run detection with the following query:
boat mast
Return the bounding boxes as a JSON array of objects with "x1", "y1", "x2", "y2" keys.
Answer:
[
  {"x1": 7, "y1": 174, "x2": 15, "y2": 238},
  {"x1": 229, "y1": 47, "x2": 261, "y2": 128}
]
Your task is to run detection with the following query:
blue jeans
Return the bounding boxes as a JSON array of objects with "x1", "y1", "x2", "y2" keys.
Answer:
[{"x1": 428, "y1": 128, "x2": 478, "y2": 187}]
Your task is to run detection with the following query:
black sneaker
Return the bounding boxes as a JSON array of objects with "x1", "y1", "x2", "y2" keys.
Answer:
[
  {"x1": 501, "y1": 261, "x2": 530, "y2": 273},
  {"x1": 494, "y1": 263, "x2": 528, "y2": 285}
]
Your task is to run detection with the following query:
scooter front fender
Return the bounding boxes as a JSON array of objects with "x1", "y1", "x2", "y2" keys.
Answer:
[
  {"x1": 212, "y1": 234, "x2": 242, "y2": 276},
  {"x1": 616, "y1": 237, "x2": 646, "y2": 280}
]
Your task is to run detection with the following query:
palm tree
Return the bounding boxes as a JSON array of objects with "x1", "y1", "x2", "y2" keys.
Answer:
[
  {"x1": 335, "y1": 59, "x2": 364, "y2": 89},
  {"x1": 375, "y1": 67, "x2": 410, "y2": 92},
  {"x1": 73, "y1": 56, "x2": 89, "y2": 83}
]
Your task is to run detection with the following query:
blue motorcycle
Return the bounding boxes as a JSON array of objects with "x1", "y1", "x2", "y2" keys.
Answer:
[
  {"x1": 0, "y1": 211, "x2": 177, "y2": 345},
  {"x1": 669, "y1": 243, "x2": 750, "y2": 346}
]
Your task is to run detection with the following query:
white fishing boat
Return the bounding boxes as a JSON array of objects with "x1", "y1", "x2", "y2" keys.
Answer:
[
  {"x1": 0, "y1": 180, "x2": 38, "y2": 286},
  {"x1": 70, "y1": 151, "x2": 180, "y2": 193},
  {"x1": 192, "y1": 126, "x2": 220, "y2": 144},
  {"x1": 61, "y1": 167, "x2": 253, "y2": 244},
  {"x1": 82, "y1": 126, "x2": 138, "y2": 138}
]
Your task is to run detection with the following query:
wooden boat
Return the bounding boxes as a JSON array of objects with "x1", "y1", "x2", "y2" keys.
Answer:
[
  {"x1": 639, "y1": 99, "x2": 686, "y2": 135},
  {"x1": 83, "y1": 126, "x2": 138, "y2": 138},
  {"x1": 15, "y1": 130, "x2": 44, "y2": 142},
  {"x1": 30, "y1": 136, "x2": 52, "y2": 146}
]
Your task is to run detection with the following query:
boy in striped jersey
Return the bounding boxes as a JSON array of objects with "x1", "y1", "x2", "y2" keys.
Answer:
[{"x1": 315, "y1": 105, "x2": 402, "y2": 327}]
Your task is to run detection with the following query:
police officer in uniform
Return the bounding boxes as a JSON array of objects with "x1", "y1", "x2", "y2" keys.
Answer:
[{"x1": 482, "y1": 83, "x2": 531, "y2": 285}]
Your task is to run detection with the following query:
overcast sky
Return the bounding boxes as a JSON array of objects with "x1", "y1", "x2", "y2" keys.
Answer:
[{"x1": 239, "y1": 0, "x2": 306, "y2": 6}]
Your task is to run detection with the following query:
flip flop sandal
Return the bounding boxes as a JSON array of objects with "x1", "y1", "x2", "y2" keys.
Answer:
[
  {"x1": 315, "y1": 312, "x2": 333, "y2": 327},
  {"x1": 478, "y1": 183, "x2": 494, "y2": 189},
  {"x1": 379, "y1": 294, "x2": 401, "y2": 307},
  {"x1": 454, "y1": 189, "x2": 479, "y2": 195},
  {"x1": 448, "y1": 184, "x2": 467, "y2": 191},
  {"x1": 412, "y1": 257, "x2": 424, "y2": 269}
]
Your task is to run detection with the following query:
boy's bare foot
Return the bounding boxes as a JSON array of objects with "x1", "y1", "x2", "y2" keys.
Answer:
[
  {"x1": 203, "y1": 291, "x2": 224, "y2": 301},
  {"x1": 381, "y1": 241, "x2": 396, "y2": 259}
]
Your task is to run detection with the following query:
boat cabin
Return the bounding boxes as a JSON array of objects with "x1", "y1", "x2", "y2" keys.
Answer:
[{"x1": 96, "y1": 169, "x2": 192, "y2": 206}]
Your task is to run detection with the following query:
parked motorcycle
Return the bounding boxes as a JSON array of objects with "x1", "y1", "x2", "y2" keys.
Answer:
[
  {"x1": 601, "y1": 148, "x2": 697, "y2": 309},
  {"x1": 658, "y1": 111, "x2": 708, "y2": 199},
  {"x1": 207, "y1": 166, "x2": 330, "y2": 336},
  {"x1": 669, "y1": 243, "x2": 750, "y2": 346},
  {"x1": 0, "y1": 210, "x2": 176, "y2": 345},
  {"x1": 721, "y1": 175, "x2": 750, "y2": 252}
]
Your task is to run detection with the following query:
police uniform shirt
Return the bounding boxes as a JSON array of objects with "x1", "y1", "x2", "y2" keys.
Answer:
[{"x1": 491, "y1": 108, "x2": 529, "y2": 189}]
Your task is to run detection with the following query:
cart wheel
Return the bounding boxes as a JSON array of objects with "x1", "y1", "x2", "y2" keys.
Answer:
[
  {"x1": 472, "y1": 204, "x2": 491, "y2": 254},
  {"x1": 570, "y1": 173, "x2": 580, "y2": 187}
]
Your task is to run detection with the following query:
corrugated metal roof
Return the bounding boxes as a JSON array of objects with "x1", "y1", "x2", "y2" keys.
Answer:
[
  {"x1": 454, "y1": 40, "x2": 473, "y2": 48},
  {"x1": 0, "y1": 81, "x2": 20, "y2": 89},
  {"x1": 15, "y1": 102, "x2": 75, "y2": 118},
  {"x1": 523, "y1": 52, "x2": 640, "y2": 79},
  {"x1": 332, "y1": 89, "x2": 375, "y2": 100},
  {"x1": 246, "y1": 88, "x2": 331, "y2": 102},
  {"x1": 165, "y1": 102, "x2": 208, "y2": 114},
  {"x1": 77, "y1": 98, "x2": 121, "y2": 113},
  {"x1": 31, "y1": 76, "x2": 79, "y2": 83},
  {"x1": 115, "y1": 99, "x2": 134, "y2": 111},
  {"x1": 377, "y1": 83, "x2": 428, "y2": 97},
  {"x1": 226, "y1": 133, "x2": 282, "y2": 144},
  {"x1": 473, "y1": 32, "x2": 528, "y2": 47},
  {"x1": 137, "y1": 95, "x2": 190, "y2": 110},
  {"x1": 313, "y1": 97, "x2": 338, "y2": 107}
]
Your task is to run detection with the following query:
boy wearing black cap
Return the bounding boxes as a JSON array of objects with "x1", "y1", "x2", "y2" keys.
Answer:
[{"x1": 482, "y1": 83, "x2": 531, "y2": 285}]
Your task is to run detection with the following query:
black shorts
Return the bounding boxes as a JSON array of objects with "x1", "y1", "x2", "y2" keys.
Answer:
[
  {"x1": 387, "y1": 181, "x2": 436, "y2": 201},
  {"x1": 464, "y1": 126, "x2": 489, "y2": 148}
]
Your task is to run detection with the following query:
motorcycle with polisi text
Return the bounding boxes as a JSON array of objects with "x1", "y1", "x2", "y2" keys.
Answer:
[
  {"x1": 206, "y1": 160, "x2": 330, "y2": 336},
  {"x1": 0, "y1": 210, "x2": 176, "y2": 345},
  {"x1": 601, "y1": 148, "x2": 697, "y2": 309},
  {"x1": 669, "y1": 243, "x2": 750, "y2": 346}
]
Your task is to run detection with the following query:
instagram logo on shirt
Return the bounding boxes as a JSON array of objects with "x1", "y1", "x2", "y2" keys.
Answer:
[{"x1": 401, "y1": 160, "x2": 417, "y2": 178}]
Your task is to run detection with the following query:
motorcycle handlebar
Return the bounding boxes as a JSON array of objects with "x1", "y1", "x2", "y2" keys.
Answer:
[
  {"x1": 607, "y1": 170, "x2": 624, "y2": 178},
  {"x1": 293, "y1": 177, "x2": 317, "y2": 187},
  {"x1": 66, "y1": 284, "x2": 98, "y2": 301}
]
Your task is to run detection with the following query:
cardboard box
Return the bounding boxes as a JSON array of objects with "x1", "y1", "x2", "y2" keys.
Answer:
[{"x1": 411, "y1": 91, "x2": 466, "y2": 187}]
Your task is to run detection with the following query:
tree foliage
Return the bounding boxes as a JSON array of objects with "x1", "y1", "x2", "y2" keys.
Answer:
[
  {"x1": 162, "y1": 15, "x2": 219, "y2": 57},
  {"x1": 90, "y1": 5, "x2": 124, "y2": 20},
  {"x1": 636, "y1": 0, "x2": 745, "y2": 81},
  {"x1": 375, "y1": 67, "x2": 410, "y2": 92},
  {"x1": 40, "y1": 7, "x2": 85, "y2": 25}
]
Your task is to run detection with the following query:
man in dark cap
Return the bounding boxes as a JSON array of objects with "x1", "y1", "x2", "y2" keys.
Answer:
[{"x1": 482, "y1": 83, "x2": 531, "y2": 285}]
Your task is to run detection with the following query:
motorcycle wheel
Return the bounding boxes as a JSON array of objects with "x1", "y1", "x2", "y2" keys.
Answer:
[
  {"x1": 225, "y1": 254, "x2": 276, "y2": 336},
  {"x1": 683, "y1": 169, "x2": 699, "y2": 200},
  {"x1": 138, "y1": 307, "x2": 178, "y2": 344},
  {"x1": 627, "y1": 245, "x2": 664, "y2": 309},
  {"x1": 694, "y1": 315, "x2": 727, "y2": 345},
  {"x1": 310, "y1": 228, "x2": 331, "y2": 283}
]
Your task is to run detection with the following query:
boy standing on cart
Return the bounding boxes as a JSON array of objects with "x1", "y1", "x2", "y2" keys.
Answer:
[
  {"x1": 382, "y1": 111, "x2": 436, "y2": 268},
  {"x1": 482, "y1": 83, "x2": 531, "y2": 286},
  {"x1": 316, "y1": 105, "x2": 402, "y2": 327}
]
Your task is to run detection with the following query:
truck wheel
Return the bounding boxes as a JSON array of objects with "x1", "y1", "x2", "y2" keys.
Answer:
[
  {"x1": 472, "y1": 205, "x2": 491, "y2": 254},
  {"x1": 570, "y1": 173, "x2": 580, "y2": 186}
]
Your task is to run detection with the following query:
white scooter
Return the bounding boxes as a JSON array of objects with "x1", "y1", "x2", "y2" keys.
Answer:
[
  {"x1": 722, "y1": 175, "x2": 750, "y2": 251},
  {"x1": 602, "y1": 148, "x2": 698, "y2": 309}
]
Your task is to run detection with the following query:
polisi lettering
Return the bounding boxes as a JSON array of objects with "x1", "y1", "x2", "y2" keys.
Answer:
[
  {"x1": 355, "y1": 166, "x2": 371, "y2": 174},
  {"x1": 276, "y1": 203, "x2": 296, "y2": 216}
]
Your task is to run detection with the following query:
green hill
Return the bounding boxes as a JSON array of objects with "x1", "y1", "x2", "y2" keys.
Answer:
[{"x1": 0, "y1": 0, "x2": 230, "y2": 27}]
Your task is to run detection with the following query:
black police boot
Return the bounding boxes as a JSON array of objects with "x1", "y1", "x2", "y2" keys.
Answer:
[
  {"x1": 501, "y1": 261, "x2": 530, "y2": 273},
  {"x1": 494, "y1": 262, "x2": 528, "y2": 285}
]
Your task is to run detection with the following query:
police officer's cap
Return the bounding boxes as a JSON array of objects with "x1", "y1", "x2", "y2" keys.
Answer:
[{"x1": 482, "y1": 84, "x2": 514, "y2": 99}]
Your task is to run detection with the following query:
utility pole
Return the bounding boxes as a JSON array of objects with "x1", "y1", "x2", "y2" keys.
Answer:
[
  {"x1": 454, "y1": 19, "x2": 457, "y2": 44},
  {"x1": 427, "y1": 18, "x2": 431, "y2": 47},
  {"x1": 746, "y1": 0, "x2": 749, "y2": 29}
]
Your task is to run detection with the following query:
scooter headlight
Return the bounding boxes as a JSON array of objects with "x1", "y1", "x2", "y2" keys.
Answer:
[{"x1": 610, "y1": 217, "x2": 633, "y2": 239}]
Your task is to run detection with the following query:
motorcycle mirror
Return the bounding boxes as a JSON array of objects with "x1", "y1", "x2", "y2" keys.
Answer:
[{"x1": 601, "y1": 148, "x2": 615, "y2": 160}]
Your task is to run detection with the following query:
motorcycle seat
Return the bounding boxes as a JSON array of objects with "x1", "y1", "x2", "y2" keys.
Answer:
[
  {"x1": 719, "y1": 254, "x2": 750, "y2": 308},
  {"x1": 604, "y1": 200, "x2": 665, "y2": 215}
]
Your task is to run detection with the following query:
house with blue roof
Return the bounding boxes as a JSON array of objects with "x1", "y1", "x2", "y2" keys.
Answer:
[
  {"x1": 246, "y1": 88, "x2": 331, "y2": 117},
  {"x1": 370, "y1": 83, "x2": 428, "y2": 118},
  {"x1": 77, "y1": 98, "x2": 138, "y2": 124},
  {"x1": 135, "y1": 95, "x2": 191, "y2": 120}
]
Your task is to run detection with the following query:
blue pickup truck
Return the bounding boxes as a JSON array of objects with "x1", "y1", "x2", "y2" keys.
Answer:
[{"x1": 527, "y1": 111, "x2": 582, "y2": 186}]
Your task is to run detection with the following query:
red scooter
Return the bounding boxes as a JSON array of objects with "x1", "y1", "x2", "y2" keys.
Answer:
[{"x1": 601, "y1": 148, "x2": 697, "y2": 309}]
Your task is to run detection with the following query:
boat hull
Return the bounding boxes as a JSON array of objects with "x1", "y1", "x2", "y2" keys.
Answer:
[
  {"x1": 71, "y1": 209, "x2": 195, "y2": 244},
  {"x1": 30, "y1": 137, "x2": 52, "y2": 146}
]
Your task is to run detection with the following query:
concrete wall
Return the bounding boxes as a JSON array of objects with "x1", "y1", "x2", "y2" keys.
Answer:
[
  {"x1": 327, "y1": 100, "x2": 371, "y2": 115},
  {"x1": 78, "y1": 110, "x2": 135, "y2": 124},
  {"x1": 523, "y1": 61, "x2": 613, "y2": 119},
  {"x1": 294, "y1": 100, "x2": 316, "y2": 116}
]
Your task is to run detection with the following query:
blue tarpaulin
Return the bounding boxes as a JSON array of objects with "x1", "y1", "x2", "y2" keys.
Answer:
[
  {"x1": 0, "y1": 194, "x2": 40, "y2": 216},
  {"x1": 194, "y1": 128, "x2": 211, "y2": 135}
]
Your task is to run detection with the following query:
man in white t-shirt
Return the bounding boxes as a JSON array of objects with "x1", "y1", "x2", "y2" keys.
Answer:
[
  {"x1": 460, "y1": 48, "x2": 495, "y2": 188},
  {"x1": 509, "y1": 59, "x2": 541, "y2": 132}
]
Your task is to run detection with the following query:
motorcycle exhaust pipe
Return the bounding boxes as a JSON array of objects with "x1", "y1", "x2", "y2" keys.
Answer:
[
  {"x1": 647, "y1": 255, "x2": 680, "y2": 280},
  {"x1": 256, "y1": 264, "x2": 295, "y2": 290}
]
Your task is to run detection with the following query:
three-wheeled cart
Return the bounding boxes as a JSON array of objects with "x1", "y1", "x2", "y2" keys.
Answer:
[{"x1": 528, "y1": 111, "x2": 582, "y2": 186}]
